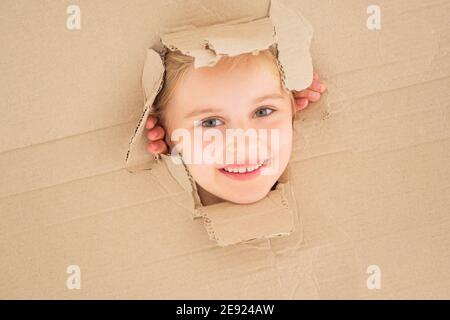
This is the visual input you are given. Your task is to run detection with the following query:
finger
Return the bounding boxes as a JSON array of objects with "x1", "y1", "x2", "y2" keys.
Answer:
[
  {"x1": 313, "y1": 72, "x2": 319, "y2": 80},
  {"x1": 147, "y1": 125, "x2": 165, "y2": 141},
  {"x1": 294, "y1": 98, "x2": 309, "y2": 111},
  {"x1": 145, "y1": 116, "x2": 158, "y2": 129},
  {"x1": 308, "y1": 79, "x2": 326, "y2": 93},
  {"x1": 294, "y1": 89, "x2": 321, "y2": 102},
  {"x1": 147, "y1": 140, "x2": 168, "y2": 154}
]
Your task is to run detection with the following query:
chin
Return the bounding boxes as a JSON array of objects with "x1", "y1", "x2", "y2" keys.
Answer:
[{"x1": 223, "y1": 186, "x2": 271, "y2": 204}]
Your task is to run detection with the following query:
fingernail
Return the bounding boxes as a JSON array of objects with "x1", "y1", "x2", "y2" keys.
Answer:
[
  {"x1": 296, "y1": 99, "x2": 308, "y2": 110},
  {"x1": 310, "y1": 91, "x2": 319, "y2": 99}
]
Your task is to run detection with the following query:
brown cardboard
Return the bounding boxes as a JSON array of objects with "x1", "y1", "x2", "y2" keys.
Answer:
[{"x1": 1, "y1": 0, "x2": 450, "y2": 299}]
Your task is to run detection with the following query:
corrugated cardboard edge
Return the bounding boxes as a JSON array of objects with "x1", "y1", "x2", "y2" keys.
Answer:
[
  {"x1": 125, "y1": 49, "x2": 165, "y2": 172},
  {"x1": 161, "y1": 154, "x2": 203, "y2": 219}
]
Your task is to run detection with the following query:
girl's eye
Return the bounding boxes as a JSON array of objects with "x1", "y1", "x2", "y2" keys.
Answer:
[
  {"x1": 254, "y1": 107, "x2": 274, "y2": 118},
  {"x1": 201, "y1": 118, "x2": 224, "y2": 128}
]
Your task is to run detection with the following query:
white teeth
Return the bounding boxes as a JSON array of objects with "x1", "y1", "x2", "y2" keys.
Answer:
[{"x1": 223, "y1": 161, "x2": 265, "y2": 173}]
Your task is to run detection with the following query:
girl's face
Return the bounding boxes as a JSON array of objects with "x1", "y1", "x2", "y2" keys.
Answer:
[{"x1": 164, "y1": 52, "x2": 293, "y2": 204}]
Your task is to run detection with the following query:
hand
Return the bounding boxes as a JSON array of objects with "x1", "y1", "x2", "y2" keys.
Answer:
[
  {"x1": 145, "y1": 116, "x2": 168, "y2": 154},
  {"x1": 293, "y1": 72, "x2": 326, "y2": 111}
]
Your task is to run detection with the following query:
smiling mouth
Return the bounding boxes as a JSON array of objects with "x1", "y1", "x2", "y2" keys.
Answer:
[{"x1": 218, "y1": 159, "x2": 269, "y2": 180}]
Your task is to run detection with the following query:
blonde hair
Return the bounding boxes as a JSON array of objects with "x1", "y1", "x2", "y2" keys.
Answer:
[{"x1": 151, "y1": 44, "x2": 295, "y2": 131}]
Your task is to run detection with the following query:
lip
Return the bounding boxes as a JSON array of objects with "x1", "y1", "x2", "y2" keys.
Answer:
[{"x1": 218, "y1": 159, "x2": 269, "y2": 181}]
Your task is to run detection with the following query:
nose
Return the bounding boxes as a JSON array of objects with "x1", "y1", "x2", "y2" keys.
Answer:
[{"x1": 223, "y1": 120, "x2": 268, "y2": 164}]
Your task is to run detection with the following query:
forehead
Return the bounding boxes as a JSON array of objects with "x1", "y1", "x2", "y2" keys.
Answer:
[{"x1": 171, "y1": 52, "x2": 283, "y2": 105}]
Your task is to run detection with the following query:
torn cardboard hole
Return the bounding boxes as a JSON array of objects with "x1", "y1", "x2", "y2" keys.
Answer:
[
  {"x1": 126, "y1": 0, "x2": 313, "y2": 246},
  {"x1": 160, "y1": 154, "x2": 297, "y2": 246}
]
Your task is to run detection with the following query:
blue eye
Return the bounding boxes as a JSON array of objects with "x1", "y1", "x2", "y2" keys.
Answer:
[
  {"x1": 201, "y1": 118, "x2": 224, "y2": 127},
  {"x1": 254, "y1": 107, "x2": 274, "y2": 118}
]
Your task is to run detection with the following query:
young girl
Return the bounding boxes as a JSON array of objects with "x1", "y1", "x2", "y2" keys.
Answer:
[{"x1": 143, "y1": 46, "x2": 325, "y2": 206}]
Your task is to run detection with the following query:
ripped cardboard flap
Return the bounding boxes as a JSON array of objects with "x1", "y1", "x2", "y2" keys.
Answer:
[{"x1": 160, "y1": 17, "x2": 276, "y2": 68}]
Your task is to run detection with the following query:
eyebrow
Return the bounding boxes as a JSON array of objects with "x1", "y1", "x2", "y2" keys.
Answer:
[
  {"x1": 184, "y1": 93, "x2": 285, "y2": 119},
  {"x1": 184, "y1": 107, "x2": 223, "y2": 119}
]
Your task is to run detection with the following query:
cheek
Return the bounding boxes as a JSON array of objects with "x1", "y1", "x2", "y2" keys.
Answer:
[
  {"x1": 267, "y1": 117, "x2": 293, "y2": 156},
  {"x1": 185, "y1": 163, "x2": 217, "y2": 190},
  {"x1": 281, "y1": 128, "x2": 293, "y2": 158}
]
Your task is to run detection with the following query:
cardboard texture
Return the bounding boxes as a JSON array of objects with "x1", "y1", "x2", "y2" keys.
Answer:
[{"x1": 1, "y1": 0, "x2": 450, "y2": 299}]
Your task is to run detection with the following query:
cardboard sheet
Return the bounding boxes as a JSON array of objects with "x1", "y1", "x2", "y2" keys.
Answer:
[{"x1": 1, "y1": 0, "x2": 449, "y2": 299}]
